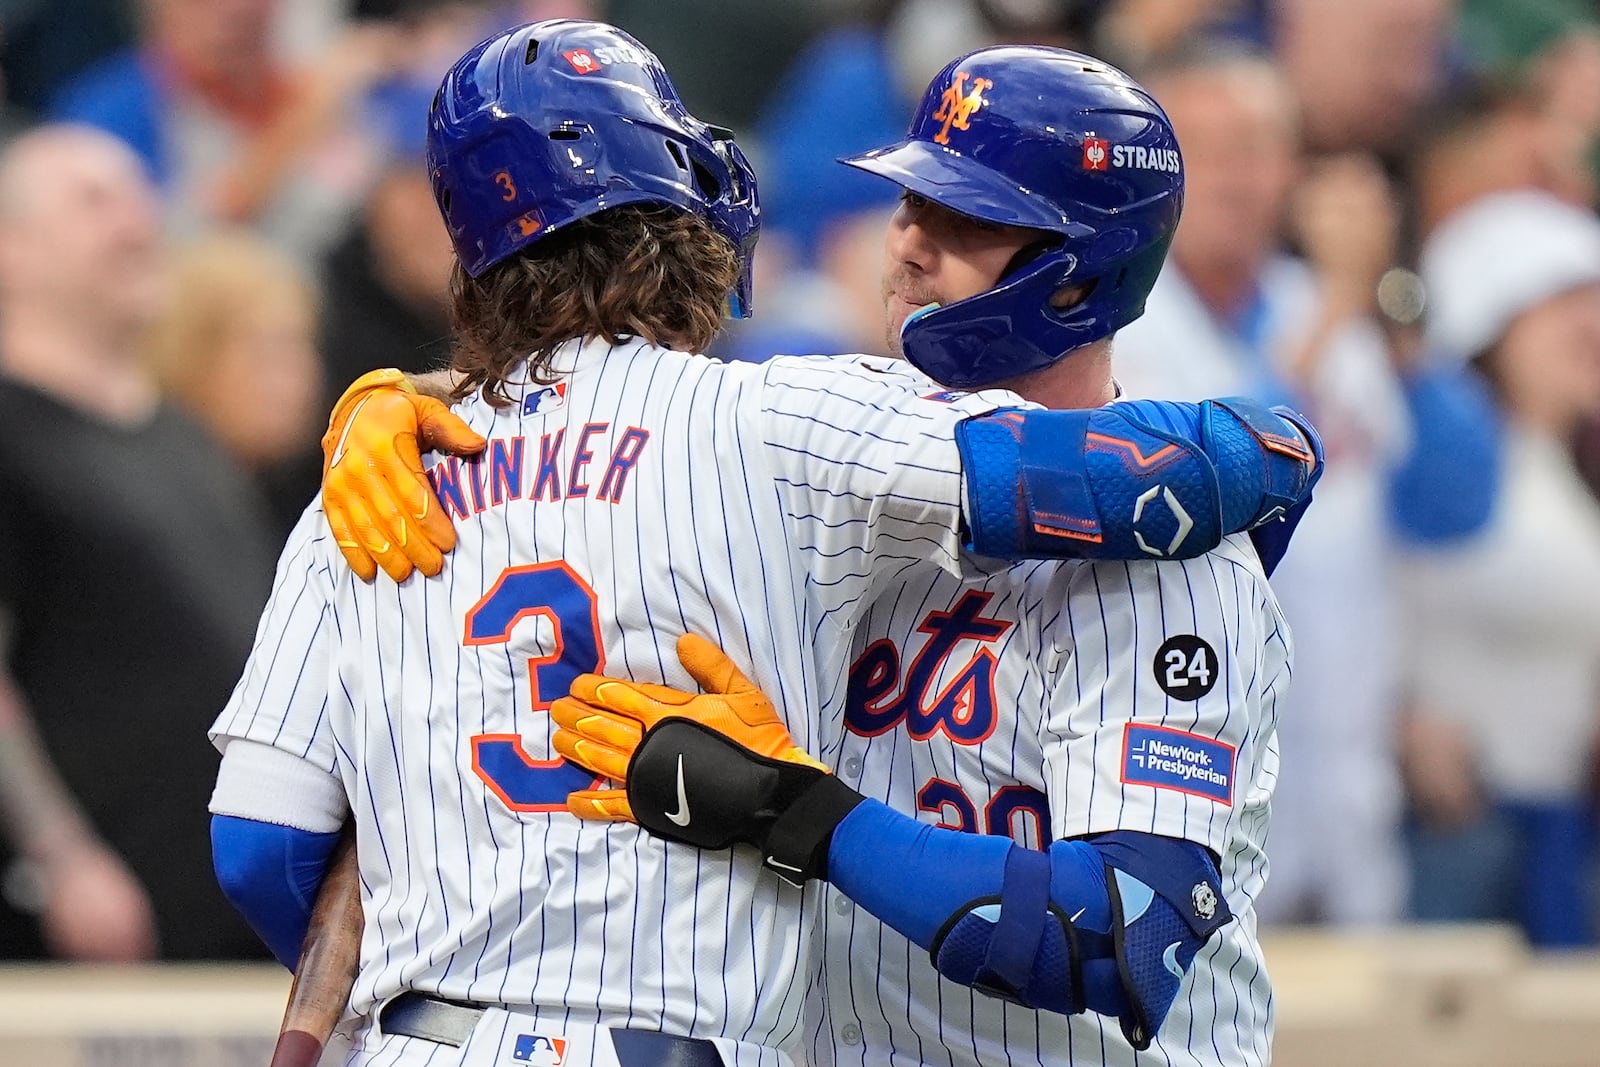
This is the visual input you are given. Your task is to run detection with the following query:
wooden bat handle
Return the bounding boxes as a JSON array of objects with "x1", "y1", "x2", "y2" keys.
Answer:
[{"x1": 269, "y1": 823, "x2": 362, "y2": 1067}]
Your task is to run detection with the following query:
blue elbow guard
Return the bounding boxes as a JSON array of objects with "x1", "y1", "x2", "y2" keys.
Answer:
[
  {"x1": 926, "y1": 831, "x2": 1232, "y2": 1049},
  {"x1": 957, "y1": 398, "x2": 1321, "y2": 564},
  {"x1": 931, "y1": 847, "x2": 1087, "y2": 1015}
]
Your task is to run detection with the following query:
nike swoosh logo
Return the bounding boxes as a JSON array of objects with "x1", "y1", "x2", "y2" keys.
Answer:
[
  {"x1": 665, "y1": 755, "x2": 692, "y2": 826},
  {"x1": 1070, "y1": 907, "x2": 1087, "y2": 922},
  {"x1": 766, "y1": 856, "x2": 804, "y2": 874},
  {"x1": 1162, "y1": 942, "x2": 1184, "y2": 979},
  {"x1": 328, "y1": 394, "x2": 372, "y2": 469}
]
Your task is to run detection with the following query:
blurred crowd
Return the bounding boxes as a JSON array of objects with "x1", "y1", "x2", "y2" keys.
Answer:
[{"x1": 0, "y1": 0, "x2": 1596, "y2": 963}]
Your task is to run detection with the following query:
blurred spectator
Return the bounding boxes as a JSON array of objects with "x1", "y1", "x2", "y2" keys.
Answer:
[
  {"x1": 754, "y1": 0, "x2": 1093, "y2": 269},
  {"x1": 604, "y1": 0, "x2": 825, "y2": 129},
  {"x1": 1459, "y1": 0, "x2": 1598, "y2": 76},
  {"x1": 146, "y1": 231, "x2": 324, "y2": 534},
  {"x1": 317, "y1": 81, "x2": 454, "y2": 400},
  {"x1": 0, "y1": 126, "x2": 277, "y2": 961},
  {"x1": 1410, "y1": 82, "x2": 1575, "y2": 239},
  {"x1": 1274, "y1": 0, "x2": 1460, "y2": 156},
  {"x1": 714, "y1": 204, "x2": 897, "y2": 363},
  {"x1": 1091, "y1": 0, "x2": 1244, "y2": 70},
  {"x1": 1531, "y1": 27, "x2": 1600, "y2": 143},
  {"x1": 1113, "y1": 45, "x2": 1497, "y2": 926},
  {"x1": 47, "y1": 0, "x2": 407, "y2": 260},
  {"x1": 0, "y1": 0, "x2": 134, "y2": 116},
  {"x1": 1402, "y1": 190, "x2": 1600, "y2": 947}
]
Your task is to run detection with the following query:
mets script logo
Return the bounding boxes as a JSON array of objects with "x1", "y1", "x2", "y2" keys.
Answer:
[
  {"x1": 931, "y1": 71, "x2": 994, "y2": 145},
  {"x1": 844, "y1": 591, "x2": 1011, "y2": 743}
]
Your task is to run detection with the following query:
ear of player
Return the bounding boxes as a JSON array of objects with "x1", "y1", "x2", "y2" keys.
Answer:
[
  {"x1": 321, "y1": 369, "x2": 486, "y2": 581},
  {"x1": 550, "y1": 635, "x2": 860, "y2": 885}
]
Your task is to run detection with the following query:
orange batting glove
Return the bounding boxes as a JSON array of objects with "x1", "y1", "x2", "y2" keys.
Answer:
[
  {"x1": 321, "y1": 369, "x2": 487, "y2": 582},
  {"x1": 552, "y1": 634, "x2": 828, "y2": 823}
]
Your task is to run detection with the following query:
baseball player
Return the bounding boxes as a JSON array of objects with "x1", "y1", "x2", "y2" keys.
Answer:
[
  {"x1": 536, "y1": 49, "x2": 1291, "y2": 1067},
  {"x1": 211, "y1": 21, "x2": 1316, "y2": 1067}
]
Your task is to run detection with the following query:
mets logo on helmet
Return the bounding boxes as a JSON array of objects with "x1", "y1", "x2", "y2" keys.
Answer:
[{"x1": 932, "y1": 71, "x2": 994, "y2": 145}]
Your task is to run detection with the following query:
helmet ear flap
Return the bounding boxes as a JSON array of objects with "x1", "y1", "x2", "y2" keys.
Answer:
[
  {"x1": 844, "y1": 44, "x2": 1182, "y2": 385},
  {"x1": 1001, "y1": 237, "x2": 1065, "y2": 281}
]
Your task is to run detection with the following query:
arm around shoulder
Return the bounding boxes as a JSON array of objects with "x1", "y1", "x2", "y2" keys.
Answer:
[{"x1": 958, "y1": 397, "x2": 1321, "y2": 568}]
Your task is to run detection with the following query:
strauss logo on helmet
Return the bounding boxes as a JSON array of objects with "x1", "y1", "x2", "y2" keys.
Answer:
[{"x1": 1083, "y1": 136, "x2": 1109, "y2": 171}]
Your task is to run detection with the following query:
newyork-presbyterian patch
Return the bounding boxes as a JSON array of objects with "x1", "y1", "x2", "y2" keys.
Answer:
[{"x1": 1120, "y1": 723, "x2": 1234, "y2": 805}]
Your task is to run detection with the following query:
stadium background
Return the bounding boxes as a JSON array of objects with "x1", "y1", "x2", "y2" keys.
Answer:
[{"x1": 0, "y1": 0, "x2": 1597, "y2": 1063}]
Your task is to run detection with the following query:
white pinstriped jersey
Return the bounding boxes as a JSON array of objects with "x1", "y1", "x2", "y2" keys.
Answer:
[
  {"x1": 807, "y1": 410, "x2": 1292, "y2": 1066},
  {"x1": 210, "y1": 338, "x2": 1018, "y2": 1064}
]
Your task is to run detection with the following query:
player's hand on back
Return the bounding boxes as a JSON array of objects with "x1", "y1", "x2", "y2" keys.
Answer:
[
  {"x1": 320, "y1": 369, "x2": 486, "y2": 581},
  {"x1": 553, "y1": 634, "x2": 826, "y2": 816},
  {"x1": 553, "y1": 636, "x2": 854, "y2": 884}
]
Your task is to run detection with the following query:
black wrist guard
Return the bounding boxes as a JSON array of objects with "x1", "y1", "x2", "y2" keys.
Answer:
[{"x1": 625, "y1": 719, "x2": 865, "y2": 886}]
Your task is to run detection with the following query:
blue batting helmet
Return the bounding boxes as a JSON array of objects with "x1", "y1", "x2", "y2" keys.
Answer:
[
  {"x1": 426, "y1": 20, "x2": 760, "y2": 316},
  {"x1": 843, "y1": 46, "x2": 1183, "y2": 388}
]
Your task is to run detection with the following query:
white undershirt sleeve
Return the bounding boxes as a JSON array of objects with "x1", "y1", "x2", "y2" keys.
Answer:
[{"x1": 209, "y1": 738, "x2": 349, "y2": 833}]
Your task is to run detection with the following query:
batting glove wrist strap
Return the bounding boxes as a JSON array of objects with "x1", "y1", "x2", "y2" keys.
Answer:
[
  {"x1": 624, "y1": 719, "x2": 863, "y2": 885},
  {"x1": 763, "y1": 773, "x2": 866, "y2": 886}
]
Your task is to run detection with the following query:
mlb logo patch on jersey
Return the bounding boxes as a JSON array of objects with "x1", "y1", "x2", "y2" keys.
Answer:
[
  {"x1": 523, "y1": 382, "x2": 568, "y2": 416},
  {"x1": 511, "y1": 1033, "x2": 567, "y2": 1064},
  {"x1": 1121, "y1": 723, "x2": 1234, "y2": 805}
]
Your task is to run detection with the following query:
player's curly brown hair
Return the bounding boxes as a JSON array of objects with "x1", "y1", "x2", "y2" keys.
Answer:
[{"x1": 448, "y1": 204, "x2": 740, "y2": 406}]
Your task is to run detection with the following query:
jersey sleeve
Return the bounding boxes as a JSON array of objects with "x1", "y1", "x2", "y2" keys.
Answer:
[
  {"x1": 754, "y1": 355, "x2": 1019, "y2": 624},
  {"x1": 1040, "y1": 537, "x2": 1289, "y2": 857},
  {"x1": 209, "y1": 505, "x2": 342, "y2": 775}
]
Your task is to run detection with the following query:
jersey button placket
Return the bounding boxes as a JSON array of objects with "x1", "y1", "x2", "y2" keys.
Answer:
[
  {"x1": 843, "y1": 757, "x2": 863, "y2": 778},
  {"x1": 840, "y1": 1023, "x2": 863, "y2": 1046},
  {"x1": 833, "y1": 893, "x2": 852, "y2": 915}
]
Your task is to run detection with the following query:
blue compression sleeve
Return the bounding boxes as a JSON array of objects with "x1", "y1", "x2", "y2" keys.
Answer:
[
  {"x1": 1388, "y1": 366, "x2": 1501, "y2": 543},
  {"x1": 827, "y1": 798, "x2": 1020, "y2": 946},
  {"x1": 211, "y1": 814, "x2": 342, "y2": 968},
  {"x1": 828, "y1": 801, "x2": 1122, "y2": 1014}
]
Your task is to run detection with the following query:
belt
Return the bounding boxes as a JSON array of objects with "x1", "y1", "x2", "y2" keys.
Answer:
[{"x1": 379, "y1": 992, "x2": 724, "y2": 1067}]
